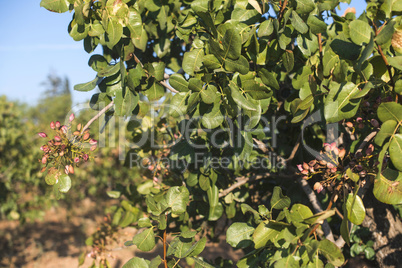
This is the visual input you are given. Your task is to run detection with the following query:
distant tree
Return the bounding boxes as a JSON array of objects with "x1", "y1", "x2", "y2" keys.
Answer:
[{"x1": 31, "y1": 72, "x2": 72, "y2": 124}]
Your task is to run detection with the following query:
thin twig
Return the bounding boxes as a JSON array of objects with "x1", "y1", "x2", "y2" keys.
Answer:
[
  {"x1": 285, "y1": 134, "x2": 301, "y2": 162},
  {"x1": 354, "y1": 130, "x2": 379, "y2": 157},
  {"x1": 160, "y1": 80, "x2": 179, "y2": 93},
  {"x1": 81, "y1": 101, "x2": 114, "y2": 134}
]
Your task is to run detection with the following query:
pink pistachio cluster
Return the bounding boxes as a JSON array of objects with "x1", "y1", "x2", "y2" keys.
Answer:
[
  {"x1": 297, "y1": 142, "x2": 346, "y2": 193},
  {"x1": 38, "y1": 113, "x2": 97, "y2": 175}
]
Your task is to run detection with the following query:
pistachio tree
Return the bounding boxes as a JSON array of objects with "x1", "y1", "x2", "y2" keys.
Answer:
[{"x1": 40, "y1": 0, "x2": 402, "y2": 267}]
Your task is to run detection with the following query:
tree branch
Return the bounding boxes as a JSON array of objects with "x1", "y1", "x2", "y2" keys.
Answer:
[{"x1": 81, "y1": 101, "x2": 114, "y2": 134}]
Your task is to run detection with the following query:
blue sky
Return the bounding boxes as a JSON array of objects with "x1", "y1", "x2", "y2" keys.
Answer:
[{"x1": 0, "y1": 0, "x2": 367, "y2": 106}]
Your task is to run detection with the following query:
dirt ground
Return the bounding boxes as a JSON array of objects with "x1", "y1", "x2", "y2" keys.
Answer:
[{"x1": 0, "y1": 198, "x2": 243, "y2": 268}]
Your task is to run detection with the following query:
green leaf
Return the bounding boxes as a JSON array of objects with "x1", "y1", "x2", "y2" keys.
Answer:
[
  {"x1": 127, "y1": 9, "x2": 143, "y2": 38},
  {"x1": 45, "y1": 169, "x2": 60, "y2": 186},
  {"x1": 132, "y1": 27, "x2": 148, "y2": 51},
  {"x1": 299, "y1": 94, "x2": 314, "y2": 110},
  {"x1": 395, "y1": 80, "x2": 402, "y2": 95},
  {"x1": 222, "y1": 28, "x2": 242, "y2": 60},
  {"x1": 68, "y1": 19, "x2": 89, "y2": 41},
  {"x1": 207, "y1": 185, "x2": 219, "y2": 207},
  {"x1": 197, "y1": 11, "x2": 218, "y2": 37},
  {"x1": 226, "y1": 222, "x2": 255, "y2": 248},
  {"x1": 191, "y1": 257, "x2": 215, "y2": 268},
  {"x1": 375, "y1": 20, "x2": 396, "y2": 45},
  {"x1": 229, "y1": 83, "x2": 257, "y2": 111},
  {"x1": 271, "y1": 186, "x2": 291, "y2": 210},
  {"x1": 258, "y1": 69, "x2": 279, "y2": 90},
  {"x1": 185, "y1": 237, "x2": 207, "y2": 257},
  {"x1": 258, "y1": 20, "x2": 274, "y2": 37},
  {"x1": 152, "y1": 62, "x2": 165, "y2": 81},
  {"x1": 203, "y1": 54, "x2": 222, "y2": 70},
  {"x1": 201, "y1": 85, "x2": 217, "y2": 104},
  {"x1": 198, "y1": 173, "x2": 210, "y2": 191},
  {"x1": 132, "y1": 227, "x2": 156, "y2": 252},
  {"x1": 240, "y1": 203, "x2": 261, "y2": 223},
  {"x1": 375, "y1": 120, "x2": 398, "y2": 146},
  {"x1": 89, "y1": 55, "x2": 109, "y2": 72},
  {"x1": 307, "y1": 15, "x2": 327, "y2": 34},
  {"x1": 282, "y1": 50, "x2": 294, "y2": 72},
  {"x1": 357, "y1": 36, "x2": 374, "y2": 72},
  {"x1": 374, "y1": 168, "x2": 402, "y2": 204},
  {"x1": 295, "y1": 0, "x2": 315, "y2": 14},
  {"x1": 388, "y1": 56, "x2": 402, "y2": 71},
  {"x1": 106, "y1": 19, "x2": 123, "y2": 49},
  {"x1": 98, "y1": 63, "x2": 121, "y2": 77},
  {"x1": 224, "y1": 56, "x2": 249, "y2": 74},
  {"x1": 149, "y1": 256, "x2": 162, "y2": 268},
  {"x1": 291, "y1": 11, "x2": 308, "y2": 34},
  {"x1": 291, "y1": 107, "x2": 310, "y2": 123},
  {"x1": 349, "y1": 20, "x2": 372, "y2": 45},
  {"x1": 297, "y1": 33, "x2": 319, "y2": 57},
  {"x1": 231, "y1": 8, "x2": 260, "y2": 24},
  {"x1": 340, "y1": 210, "x2": 350, "y2": 246},
  {"x1": 318, "y1": 239, "x2": 345, "y2": 266},
  {"x1": 144, "y1": 79, "x2": 164, "y2": 101},
  {"x1": 138, "y1": 217, "x2": 152, "y2": 228},
  {"x1": 169, "y1": 92, "x2": 189, "y2": 117},
  {"x1": 169, "y1": 74, "x2": 189, "y2": 92},
  {"x1": 183, "y1": 49, "x2": 204, "y2": 75},
  {"x1": 40, "y1": 0, "x2": 69, "y2": 13},
  {"x1": 208, "y1": 202, "x2": 223, "y2": 221},
  {"x1": 377, "y1": 102, "x2": 402, "y2": 122},
  {"x1": 364, "y1": 247, "x2": 376, "y2": 260},
  {"x1": 168, "y1": 236, "x2": 193, "y2": 258},
  {"x1": 166, "y1": 186, "x2": 190, "y2": 214},
  {"x1": 115, "y1": 89, "x2": 139, "y2": 116},
  {"x1": 127, "y1": 67, "x2": 142, "y2": 91},
  {"x1": 330, "y1": 39, "x2": 361, "y2": 60},
  {"x1": 303, "y1": 209, "x2": 336, "y2": 225},
  {"x1": 252, "y1": 221, "x2": 283, "y2": 249},
  {"x1": 181, "y1": 230, "x2": 197, "y2": 239},
  {"x1": 346, "y1": 168, "x2": 360, "y2": 182},
  {"x1": 201, "y1": 97, "x2": 224, "y2": 129},
  {"x1": 324, "y1": 82, "x2": 361, "y2": 123},
  {"x1": 119, "y1": 211, "x2": 136, "y2": 228},
  {"x1": 58, "y1": 174, "x2": 71, "y2": 193},
  {"x1": 107, "y1": 191, "x2": 121, "y2": 199},
  {"x1": 288, "y1": 204, "x2": 313, "y2": 226},
  {"x1": 123, "y1": 257, "x2": 150, "y2": 268},
  {"x1": 188, "y1": 78, "x2": 203, "y2": 92},
  {"x1": 390, "y1": 134, "x2": 402, "y2": 171},
  {"x1": 346, "y1": 194, "x2": 366, "y2": 225}
]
